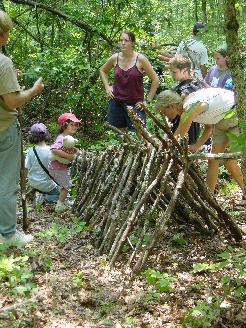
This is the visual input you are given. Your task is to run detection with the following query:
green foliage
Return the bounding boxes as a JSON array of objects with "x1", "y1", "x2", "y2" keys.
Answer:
[
  {"x1": 0, "y1": 255, "x2": 36, "y2": 296},
  {"x1": 37, "y1": 218, "x2": 87, "y2": 243},
  {"x1": 4, "y1": 0, "x2": 245, "y2": 146},
  {"x1": 145, "y1": 268, "x2": 177, "y2": 293},
  {"x1": 139, "y1": 288, "x2": 161, "y2": 303},
  {"x1": 228, "y1": 121, "x2": 246, "y2": 152},
  {"x1": 73, "y1": 271, "x2": 84, "y2": 288},
  {"x1": 87, "y1": 131, "x2": 121, "y2": 150},
  {"x1": 125, "y1": 316, "x2": 138, "y2": 325},
  {"x1": 192, "y1": 261, "x2": 226, "y2": 273},
  {"x1": 42, "y1": 256, "x2": 54, "y2": 272},
  {"x1": 171, "y1": 233, "x2": 186, "y2": 247},
  {"x1": 122, "y1": 233, "x2": 151, "y2": 252},
  {"x1": 220, "y1": 179, "x2": 237, "y2": 196},
  {"x1": 185, "y1": 248, "x2": 246, "y2": 326},
  {"x1": 181, "y1": 298, "x2": 221, "y2": 328},
  {"x1": 99, "y1": 300, "x2": 116, "y2": 316}
]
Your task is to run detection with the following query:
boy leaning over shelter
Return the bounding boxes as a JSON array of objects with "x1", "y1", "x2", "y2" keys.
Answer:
[
  {"x1": 0, "y1": 10, "x2": 44, "y2": 246},
  {"x1": 168, "y1": 55, "x2": 203, "y2": 145},
  {"x1": 155, "y1": 87, "x2": 245, "y2": 203}
]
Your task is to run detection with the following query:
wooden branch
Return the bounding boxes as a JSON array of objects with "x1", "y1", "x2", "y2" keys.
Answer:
[
  {"x1": 127, "y1": 107, "x2": 160, "y2": 149},
  {"x1": 105, "y1": 122, "x2": 136, "y2": 144},
  {"x1": 144, "y1": 106, "x2": 184, "y2": 154},
  {"x1": 12, "y1": 17, "x2": 48, "y2": 45},
  {"x1": 17, "y1": 111, "x2": 28, "y2": 230},
  {"x1": 188, "y1": 152, "x2": 242, "y2": 160},
  {"x1": 10, "y1": 0, "x2": 114, "y2": 46},
  {"x1": 132, "y1": 163, "x2": 189, "y2": 273},
  {"x1": 73, "y1": 100, "x2": 243, "y2": 272}
]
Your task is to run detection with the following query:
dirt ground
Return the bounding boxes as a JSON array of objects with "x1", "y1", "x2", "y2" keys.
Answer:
[{"x1": 0, "y1": 191, "x2": 246, "y2": 328}]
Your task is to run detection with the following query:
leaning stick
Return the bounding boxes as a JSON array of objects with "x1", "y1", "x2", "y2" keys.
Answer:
[
  {"x1": 188, "y1": 152, "x2": 242, "y2": 160},
  {"x1": 18, "y1": 110, "x2": 28, "y2": 230}
]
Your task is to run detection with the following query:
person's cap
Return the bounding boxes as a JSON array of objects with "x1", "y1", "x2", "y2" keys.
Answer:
[
  {"x1": 30, "y1": 123, "x2": 48, "y2": 134},
  {"x1": 58, "y1": 112, "x2": 81, "y2": 125},
  {"x1": 155, "y1": 90, "x2": 182, "y2": 111},
  {"x1": 193, "y1": 22, "x2": 206, "y2": 33}
]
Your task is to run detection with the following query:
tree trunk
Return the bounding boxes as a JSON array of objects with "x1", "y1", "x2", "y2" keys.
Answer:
[
  {"x1": 224, "y1": 0, "x2": 246, "y2": 193},
  {"x1": 194, "y1": 0, "x2": 198, "y2": 21},
  {"x1": 202, "y1": 0, "x2": 207, "y2": 23}
]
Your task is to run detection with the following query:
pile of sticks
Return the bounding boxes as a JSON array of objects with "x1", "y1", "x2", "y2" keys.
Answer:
[{"x1": 74, "y1": 107, "x2": 242, "y2": 273}]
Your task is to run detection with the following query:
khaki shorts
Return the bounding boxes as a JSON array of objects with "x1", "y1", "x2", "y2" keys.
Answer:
[{"x1": 212, "y1": 115, "x2": 239, "y2": 144}]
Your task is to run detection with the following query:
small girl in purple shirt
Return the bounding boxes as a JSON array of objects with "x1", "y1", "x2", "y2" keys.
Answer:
[{"x1": 49, "y1": 112, "x2": 80, "y2": 212}]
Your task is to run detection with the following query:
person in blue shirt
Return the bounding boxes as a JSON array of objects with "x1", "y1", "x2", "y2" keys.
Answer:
[{"x1": 204, "y1": 45, "x2": 232, "y2": 89}]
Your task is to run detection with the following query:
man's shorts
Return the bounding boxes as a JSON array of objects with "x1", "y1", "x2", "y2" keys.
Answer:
[
  {"x1": 213, "y1": 114, "x2": 239, "y2": 144},
  {"x1": 107, "y1": 99, "x2": 146, "y2": 132}
]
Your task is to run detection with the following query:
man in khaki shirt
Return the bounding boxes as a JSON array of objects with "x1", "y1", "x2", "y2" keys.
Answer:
[{"x1": 0, "y1": 10, "x2": 44, "y2": 246}]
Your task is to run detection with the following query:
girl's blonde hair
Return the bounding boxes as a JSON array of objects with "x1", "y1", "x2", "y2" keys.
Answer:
[{"x1": 0, "y1": 10, "x2": 13, "y2": 34}]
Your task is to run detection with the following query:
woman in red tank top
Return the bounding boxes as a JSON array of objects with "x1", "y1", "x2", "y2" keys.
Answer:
[{"x1": 100, "y1": 30, "x2": 159, "y2": 132}]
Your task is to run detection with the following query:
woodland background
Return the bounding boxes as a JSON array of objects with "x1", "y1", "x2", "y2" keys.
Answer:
[
  {"x1": 2, "y1": 0, "x2": 246, "y2": 147},
  {"x1": 1, "y1": 1, "x2": 246, "y2": 328}
]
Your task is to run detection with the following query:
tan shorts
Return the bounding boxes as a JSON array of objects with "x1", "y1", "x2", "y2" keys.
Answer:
[{"x1": 212, "y1": 115, "x2": 239, "y2": 144}]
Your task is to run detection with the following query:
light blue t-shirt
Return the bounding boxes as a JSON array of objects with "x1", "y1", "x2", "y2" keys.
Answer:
[{"x1": 25, "y1": 145, "x2": 57, "y2": 192}]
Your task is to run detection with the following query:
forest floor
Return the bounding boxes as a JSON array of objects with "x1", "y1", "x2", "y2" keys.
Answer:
[{"x1": 0, "y1": 188, "x2": 246, "y2": 328}]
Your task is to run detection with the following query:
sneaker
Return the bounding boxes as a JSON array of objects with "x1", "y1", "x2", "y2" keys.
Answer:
[
  {"x1": 55, "y1": 202, "x2": 67, "y2": 213},
  {"x1": 64, "y1": 199, "x2": 74, "y2": 207},
  {"x1": 34, "y1": 191, "x2": 45, "y2": 206},
  {"x1": 0, "y1": 230, "x2": 33, "y2": 246}
]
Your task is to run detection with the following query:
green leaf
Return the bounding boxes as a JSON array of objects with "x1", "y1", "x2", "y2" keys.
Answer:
[
  {"x1": 220, "y1": 275, "x2": 231, "y2": 284},
  {"x1": 193, "y1": 263, "x2": 211, "y2": 273},
  {"x1": 217, "y1": 252, "x2": 231, "y2": 260}
]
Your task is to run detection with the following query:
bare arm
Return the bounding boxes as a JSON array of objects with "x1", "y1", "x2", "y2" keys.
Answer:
[
  {"x1": 174, "y1": 102, "x2": 208, "y2": 138},
  {"x1": 139, "y1": 54, "x2": 159, "y2": 102},
  {"x1": 189, "y1": 124, "x2": 213, "y2": 152},
  {"x1": 157, "y1": 49, "x2": 174, "y2": 62},
  {"x1": 52, "y1": 149, "x2": 75, "y2": 161},
  {"x1": 99, "y1": 54, "x2": 117, "y2": 99},
  {"x1": 2, "y1": 77, "x2": 44, "y2": 110}
]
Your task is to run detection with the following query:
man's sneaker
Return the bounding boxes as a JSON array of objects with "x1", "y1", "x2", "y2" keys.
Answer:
[
  {"x1": 55, "y1": 202, "x2": 67, "y2": 213},
  {"x1": 0, "y1": 230, "x2": 33, "y2": 246}
]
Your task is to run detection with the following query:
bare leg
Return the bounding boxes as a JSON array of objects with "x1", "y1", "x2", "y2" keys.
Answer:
[
  {"x1": 59, "y1": 187, "x2": 68, "y2": 203},
  {"x1": 207, "y1": 141, "x2": 228, "y2": 193},
  {"x1": 224, "y1": 160, "x2": 244, "y2": 192}
]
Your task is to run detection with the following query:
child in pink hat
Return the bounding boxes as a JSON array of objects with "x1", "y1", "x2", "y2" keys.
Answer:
[{"x1": 48, "y1": 113, "x2": 81, "y2": 212}]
